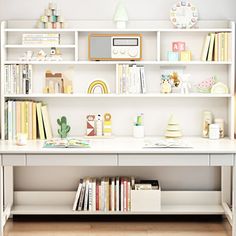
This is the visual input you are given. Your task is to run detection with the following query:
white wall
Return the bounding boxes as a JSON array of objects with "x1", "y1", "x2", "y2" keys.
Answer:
[{"x1": 1, "y1": 0, "x2": 235, "y2": 191}]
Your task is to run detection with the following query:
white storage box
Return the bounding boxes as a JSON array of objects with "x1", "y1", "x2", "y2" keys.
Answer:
[{"x1": 131, "y1": 188, "x2": 161, "y2": 212}]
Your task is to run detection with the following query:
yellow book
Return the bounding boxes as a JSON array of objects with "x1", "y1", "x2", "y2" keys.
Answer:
[
  {"x1": 220, "y1": 33, "x2": 225, "y2": 61},
  {"x1": 36, "y1": 102, "x2": 45, "y2": 140},
  {"x1": 16, "y1": 101, "x2": 21, "y2": 136},
  {"x1": 41, "y1": 105, "x2": 53, "y2": 140},
  {"x1": 20, "y1": 101, "x2": 26, "y2": 134},
  {"x1": 28, "y1": 101, "x2": 33, "y2": 140},
  {"x1": 224, "y1": 32, "x2": 228, "y2": 61},
  {"x1": 214, "y1": 33, "x2": 218, "y2": 61},
  {"x1": 32, "y1": 102, "x2": 37, "y2": 140},
  {"x1": 25, "y1": 101, "x2": 29, "y2": 139}
]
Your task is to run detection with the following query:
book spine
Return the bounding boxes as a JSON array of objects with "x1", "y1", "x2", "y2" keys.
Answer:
[
  {"x1": 5, "y1": 65, "x2": 9, "y2": 94},
  {"x1": 27, "y1": 64, "x2": 33, "y2": 94},
  {"x1": 7, "y1": 101, "x2": 13, "y2": 140},
  {"x1": 116, "y1": 177, "x2": 119, "y2": 211},
  {"x1": 128, "y1": 180, "x2": 131, "y2": 211},
  {"x1": 123, "y1": 178, "x2": 127, "y2": 211},
  {"x1": 88, "y1": 181, "x2": 93, "y2": 211},
  {"x1": 78, "y1": 182, "x2": 86, "y2": 211},
  {"x1": 16, "y1": 101, "x2": 21, "y2": 136},
  {"x1": 12, "y1": 101, "x2": 16, "y2": 140},
  {"x1": 4, "y1": 102, "x2": 8, "y2": 140},
  {"x1": 99, "y1": 180, "x2": 102, "y2": 211},
  {"x1": 105, "y1": 178, "x2": 109, "y2": 211},
  {"x1": 72, "y1": 181, "x2": 82, "y2": 211},
  {"x1": 120, "y1": 178, "x2": 124, "y2": 212},
  {"x1": 83, "y1": 178, "x2": 89, "y2": 211},
  {"x1": 140, "y1": 67, "x2": 146, "y2": 94},
  {"x1": 92, "y1": 179, "x2": 96, "y2": 212},
  {"x1": 25, "y1": 102, "x2": 29, "y2": 139},
  {"x1": 96, "y1": 179, "x2": 99, "y2": 211},
  {"x1": 111, "y1": 178, "x2": 115, "y2": 211},
  {"x1": 16, "y1": 64, "x2": 20, "y2": 94}
]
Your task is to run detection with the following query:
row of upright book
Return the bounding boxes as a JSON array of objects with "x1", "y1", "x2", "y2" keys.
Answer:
[
  {"x1": 22, "y1": 33, "x2": 60, "y2": 45},
  {"x1": 5, "y1": 100, "x2": 52, "y2": 141},
  {"x1": 72, "y1": 176, "x2": 159, "y2": 212},
  {"x1": 201, "y1": 32, "x2": 231, "y2": 61},
  {"x1": 117, "y1": 64, "x2": 146, "y2": 94},
  {"x1": 5, "y1": 64, "x2": 33, "y2": 95}
]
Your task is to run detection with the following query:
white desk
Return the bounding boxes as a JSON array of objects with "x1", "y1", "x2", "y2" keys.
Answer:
[{"x1": 0, "y1": 137, "x2": 236, "y2": 236}]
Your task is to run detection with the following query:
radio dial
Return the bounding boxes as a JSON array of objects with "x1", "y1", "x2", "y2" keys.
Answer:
[
  {"x1": 113, "y1": 48, "x2": 118, "y2": 55},
  {"x1": 128, "y1": 48, "x2": 138, "y2": 58},
  {"x1": 120, "y1": 48, "x2": 126, "y2": 54}
]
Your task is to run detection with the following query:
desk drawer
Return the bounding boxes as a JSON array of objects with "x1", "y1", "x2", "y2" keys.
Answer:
[
  {"x1": 210, "y1": 154, "x2": 234, "y2": 166},
  {"x1": 27, "y1": 154, "x2": 117, "y2": 166},
  {"x1": 118, "y1": 154, "x2": 209, "y2": 166},
  {"x1": 2, "y1": 154, "x2": 26, "y2": 166}
]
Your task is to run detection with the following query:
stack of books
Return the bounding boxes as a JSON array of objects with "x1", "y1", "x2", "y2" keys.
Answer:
[
  {"x1": 117, "y1": 64, "x2": 146, "y2": 94},
  {"x1": 22, "y1": 34, "x2": 60, "y2": 45},
  {"x1": 72, "y1": 177, "x2": 160, "y2": 212},
  {"x1": 5, "y1": 64, "x2": 33, "y2": 95},
  {"x1": 201, "y1": 32, "x2": 231, "y2": 61},
  {"x1": 5, "y1": 100, "x2": 52, "y2": 140}
]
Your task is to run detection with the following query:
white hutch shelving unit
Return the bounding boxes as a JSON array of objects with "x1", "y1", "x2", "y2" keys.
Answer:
[{"x1": 1, "y1": 20, "x2": 235, "y2": 140}]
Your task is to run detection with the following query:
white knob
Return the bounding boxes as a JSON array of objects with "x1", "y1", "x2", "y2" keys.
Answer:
[
  {"x1": 113, "y1": 48, "x2": 118, "y2": 55},
  {"x1": 129, "y1": 48, "x2": 138, "y2": 57},
  {"x1": 120, "y1": 48, "x2": 126, "y2": 54}
]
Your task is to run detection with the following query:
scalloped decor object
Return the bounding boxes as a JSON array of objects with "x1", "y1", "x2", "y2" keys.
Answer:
[
  {"x1": 211, "y1": 82, "x2": 229, "y2": 94},
  {"x1": 170, "y1": 1, "x2": 198, "y2": 29}
]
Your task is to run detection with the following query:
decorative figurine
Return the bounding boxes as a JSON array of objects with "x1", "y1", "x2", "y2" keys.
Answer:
[
  {"x1": 165, "y1": 114, "x2": 182, "y2": 138},
  {"x1": 86, "y1": 115, "x2": 96, "y2": 136},
  {"x1": 43, "y1": 70, "x2": 73, "y2": 94},
  {"x1": 96, "y1": 114, "x2": 103, "y2": 137},
  {"x1": 57, "y1": 116, "x2": 71, "y2": 139},
  {"x1": 170, "y1": 72, "x2": 181, "y2": 88},
  {"x1": 20, "y1": 51, "x2": 34, "y2": 61},
  {"x1": 48, "y1": 47, "x2": 63, "y2": 61},
  {"x1": 113, "y1": 0, "x2": 129, "y2": 29},
  {"x1": 103, "y1": 113, "x2": 112, "y2": 136},
  {"x1": 36, "y1": 50, "x2": 47, "y2": 61},
  {"x1": 180, "y1": 74, "x2": 191, "y2": 94},
  {"x1": 161, "y1": 75, "x2": 172, "y2": 94}
]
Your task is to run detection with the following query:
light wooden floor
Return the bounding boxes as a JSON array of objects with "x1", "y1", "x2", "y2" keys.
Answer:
[{"x1": 3, "y1": 219, "x2": 231, "y2": 236}]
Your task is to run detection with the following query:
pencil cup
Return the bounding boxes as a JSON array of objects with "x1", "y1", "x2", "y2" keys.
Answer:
[
  {"x1": 133, "y1": 126, "x2": 145, "y2": 138},
  {"x1": 16, "y1": 133, "x2": 27, "y2": 146}
]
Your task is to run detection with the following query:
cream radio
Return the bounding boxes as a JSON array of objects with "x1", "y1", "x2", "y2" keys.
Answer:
[{"x1": 88, "y1": 34, "x2": 142, "y2": 61}]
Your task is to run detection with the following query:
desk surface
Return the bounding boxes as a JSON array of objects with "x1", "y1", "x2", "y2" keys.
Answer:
[{"x1": 0, "y1": 137, "x2": 236, "y2": 154}]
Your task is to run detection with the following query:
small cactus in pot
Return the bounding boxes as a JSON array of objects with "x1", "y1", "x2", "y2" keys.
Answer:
[{"x1": 57, "y1": 116, "x2": 71, "y2": 139}]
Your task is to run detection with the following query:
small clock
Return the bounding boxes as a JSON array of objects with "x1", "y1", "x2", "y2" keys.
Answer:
[{"x1": 170, "y1": 1, "x2": 198, "y2": 29}]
